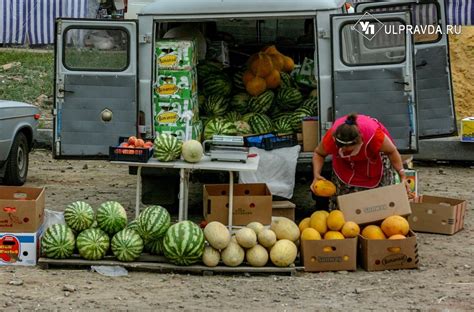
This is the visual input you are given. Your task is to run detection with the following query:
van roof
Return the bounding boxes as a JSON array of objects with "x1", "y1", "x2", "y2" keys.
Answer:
[{"x1": 139, "y1": 0, "x2": 345, "y2": 16}]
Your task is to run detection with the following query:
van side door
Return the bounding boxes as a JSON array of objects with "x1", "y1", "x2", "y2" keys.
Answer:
[
  {"x1": 331, "y1": 11, "x2": 418, "y2": 152},
  {"x1": 355, "y1": 0, "x2": 456, "y2": 138},
  {"x1": 54, "y1": 19, "x2": 137, "y2": 158}
]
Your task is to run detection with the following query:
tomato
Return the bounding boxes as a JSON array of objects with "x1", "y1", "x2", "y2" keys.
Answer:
[
  {"x1": 136, "y1": 139, "x2": 145, "y2": 147},
  {"x1": 128, "y1": 136, "x2": 137, "y2": 146}
]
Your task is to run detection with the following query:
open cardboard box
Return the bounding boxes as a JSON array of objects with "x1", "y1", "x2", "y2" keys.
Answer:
[
  {"x1": 301, "y1": 237, "x2": 357, "y2": 272},
  {"x1": 409, "y1": 195, "x2": 467, "y2": 235},
  {"x1": 358, "y1": 230, "x2": 419, "y2": 271},
  {"x1": 203, "y1": 183, "x2": 272, "y2": 226},
  {"x1": 0, "y1": 186, "x2": 45, "y2": 233}
]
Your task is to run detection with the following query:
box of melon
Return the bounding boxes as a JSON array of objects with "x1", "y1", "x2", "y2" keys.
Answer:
[
  {"x1": 337, "y1": 184, "x2": 418, "y2": 271},
  {"x1": 299, "y1": 210, "x2": 358, "y2": 272}
]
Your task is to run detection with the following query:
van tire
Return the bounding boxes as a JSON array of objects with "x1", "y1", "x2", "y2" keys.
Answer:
[{"x1": 3, "y1": 132, "x2": 29, "y2": 186}]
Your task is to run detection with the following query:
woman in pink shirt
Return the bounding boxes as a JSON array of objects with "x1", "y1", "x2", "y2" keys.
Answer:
[{"x1": 312, "y1": 113, "x2": 407, "y2": 210}]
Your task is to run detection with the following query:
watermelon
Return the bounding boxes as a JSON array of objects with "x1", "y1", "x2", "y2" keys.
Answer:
[
  {"x1": 273, "y1": 116, "x2": 294, "y2": 134},
  {"x1": 111, "y1": 228, "x2": 144, "y2": 262},
  {"x1": 126, "y1": 219, "x2": 139, "y2": 231},
  {"x1": 41, "y1": 224, "x2": 75, "y2": 259},
  {"x1": 145, "y1": 237, "x2": 164, "y2": 255},
  {"x1": 248, "y1": 113, "x2": 273, "y2": 134},
  {"x1": 234, "y1": 120, "x2": 252, "y2": 135},
  {"x1": 154, "y1": 133, "x2": 182, "y2": 162},
  {"x1": 96, "y1": 201, "x2": 127, "y2": 236},
  {"x1": 248, "y1": 90, "x2": 274, "y2": 114},
  {"x1": 291, "y1": 107, "x2": 315, "y2": 131},
  {"x1": 76, "y1": 228, "x2": 110, "y2": 260},
  {"x1": 197, "y1": 61, "x2": 223, "y2": 82},
  {"x1": 241, "y1": 112, "x2": 256, "y2": 123},
  {"x1": 203, "y1": 74, "x2": 232, "y2": 97},
  {"x1": 137, "y1": 205, "x2": 171, "y2": 241},
  {"x1": 198, "y1": 95, "x2": 206, "y2": 109},
  {"x1": 163, "y1": 221, "x2": 205, "y2": 266},
  {"x1": 233, "y1": 70, "x2": 246, "y2": 91},
  {"x1": 230, "y1": 93, "x2": 250, "y2": 114},
  {"x1": 202, "y1": 95, "x2": 229, "y2": 116},
  {"x1": 64, "y1": 201, "x2": 94, "y2": 233},
  {"x1": 302, "y1": 97, "x2": 318, "y2": 112},
  {"x1": 276, "y1": 88, "x2": 303, "y2": 110},
  {"x1": 204, "y1": 118, "x2": 237, "y2": 140},
  {"x1": 280, "y1": 72, "x2": 295, "y2": 88},
  {"x1": 224, "y1": 111, "x2": 242, "y2": 123}
]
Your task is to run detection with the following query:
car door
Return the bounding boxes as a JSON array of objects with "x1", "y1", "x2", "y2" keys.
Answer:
[
  {"x1": 53, "y1": 19, "x2": 137, "y2": 158},
  {"x1": 331, "y1": 11, "x2": 418, "y2": 152},
  {"x1": 355, "y1": 0, "x2": 456, "y2": 138}
]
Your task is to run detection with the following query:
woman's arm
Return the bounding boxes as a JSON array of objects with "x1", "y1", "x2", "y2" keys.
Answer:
[
  {"x1": 312, "y1": 143, "x2": 328, "y2": 181},
  {"x1": 379, "y1": 135, "x2": 405, "y2": 179}
]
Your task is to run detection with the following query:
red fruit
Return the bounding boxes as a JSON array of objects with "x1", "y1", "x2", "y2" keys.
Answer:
[
  {"x1": 144, "y1": 142, "x2": 153, "y2": 148},
  {"x1": 199, "y1": 220, "x2": 208, "y2": 229},
  {"x1": 121, "y1": 143, "x2": 129, "y2": 148},
  {"x1": 136, "y1": 139, "x2": 145, "y2": 147},
  {"x1": 128, "y1": 136, "x2": 137, "y2": 145}
]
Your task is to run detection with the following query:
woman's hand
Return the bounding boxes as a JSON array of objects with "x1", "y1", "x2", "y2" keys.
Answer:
[
  {"x1": 399, "y1": 173, "x2": 414, "y2": 198},
  {"x1": 311, "y1": 175, "x2": 327, "y2": 194}
]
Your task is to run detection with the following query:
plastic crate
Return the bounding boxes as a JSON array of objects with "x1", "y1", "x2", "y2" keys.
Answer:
[
  {"x1": 244, "y1": 133, "x2": 298, "y2": 151},
  {"x1": 109, "y1": 137, "x2": 153, "y2": 163}
]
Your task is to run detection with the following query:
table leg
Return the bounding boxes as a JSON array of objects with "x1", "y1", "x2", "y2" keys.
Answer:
[
  {"x1": 183, "y1": 169, "x2": 190, "y2": 220},
  {"x1": 228, "y1": 171, "x2": 234, "y2": 231},
  {"x1": 135, "y1": 166, "x2": 142, "y2": 219},
  {"x1": 178, "y1": 168, "x2": 185, "y2": 221}
]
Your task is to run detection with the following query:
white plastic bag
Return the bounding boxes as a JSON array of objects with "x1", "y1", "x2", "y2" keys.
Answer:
[{"x1": 43, "y1": 209, "x2": 65, "y2": 229}]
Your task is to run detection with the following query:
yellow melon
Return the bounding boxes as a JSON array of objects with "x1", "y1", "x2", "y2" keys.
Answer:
[
  {"x1": 235, "y1": 228, "x2": 257, "y2": 249},
  {"x1": 246, "y1": 244, "x2": 269, "y2": 267},
  {"x1": 270, "y1": 217, "x2": 300, "y2": 242},
  {"x1": 389, "y1": 234, "x2": 406, "y2": 240},
  {"x1": 309, "y1": 211, "x2": 328, "y2": 235},
  {"x1": 324, "y1": 231, "x2": 345, "y2": 240},
  {"x1": 250, "y1": 52, "x2": 273, "y2": 77},
  {"x1": 245, "y1": 76, "x2": 267, "y2": 96},
  {"x1": 341, "y1": 221, "x2": 360, "y2": 238},
  {"x1": 265, "y1": 69, "x2": 281, "y2": 89},
  {"x1": 301, "y1": 228, "x2": 322, "y2": 240},
  {"x1": 247, "y1": 221, "x2": 264, "y2": 235},
  {"x1": 269, "y1": 239, "x2": 297, "y2": 267},
  {"x1": 242, "y1": 70, "x2": 255, "y2": 86},
  {"x1": 257, "y1": 229, "x2": 277, "y2": 248},
  {"x1": 282, "y1": 56, "x2": 295, "y2": 72},
  {"x1": 311, "y1": 180, "x2": 337, "y2": 197},
  {"x1": 202, "y1": 246, "x2": 220, "y2": 267},
  {"x1": 381, "y1": 215, "x2": 410, "y2": 237},
  {"x1": 361, "y1": 225, "x2": 386, "y2": 240},
  {"x1": 327, "y1": 210, "x2": 345, "y2": 231},
  {"x1": 267, "y1": 53, "x2": 285, "y2": 72},
  {"x1": 298, "y1": 217, "x2": 311, "y2": 233}
]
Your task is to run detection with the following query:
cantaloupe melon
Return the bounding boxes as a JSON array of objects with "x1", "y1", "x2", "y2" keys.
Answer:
[{"x1": 204, "y1": 221, "x2": 231, "y2": 250}]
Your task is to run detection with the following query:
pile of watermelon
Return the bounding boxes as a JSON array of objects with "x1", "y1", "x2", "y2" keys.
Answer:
[
  {"x1": 197, "y1": 55, "x2": 317, "y2": 140},
  {"x1": 41, "y1": 201, "x2": 205, "y2": 265}
]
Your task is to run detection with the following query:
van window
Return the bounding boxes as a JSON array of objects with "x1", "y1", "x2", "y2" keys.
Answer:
[
  {"x1": 340, "y1": 20, "x2": 406, "y2": 66},
  {"x1": 363, "y1": 2, "x2": 440, "y2": 44},
  {"x1": 63, "y1": 27, "x2": 129, "y2": 71}
]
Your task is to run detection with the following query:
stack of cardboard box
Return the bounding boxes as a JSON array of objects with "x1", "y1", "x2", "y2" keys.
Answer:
[
  {"x1": 0, "y1": 186, "x2": 45, "y2": 266},
  {"x1": 154, "y1": 39, "x2": 202, "y2": 141}
]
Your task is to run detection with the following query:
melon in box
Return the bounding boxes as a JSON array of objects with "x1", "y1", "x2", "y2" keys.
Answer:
[
  {"x1": 154, "y1": 69, "x2": 197, "y2": 99},
  {"x1": 301, "y1": 237, "x2": 357, "y2": 272},
  {"x1": 155, "y1": 39, "x2": 197, "y2": 70}
]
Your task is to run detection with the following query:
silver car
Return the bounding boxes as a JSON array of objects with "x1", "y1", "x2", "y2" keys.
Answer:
[{"x1": 0, "y1": 100, "x2": 40, "y2": 185}]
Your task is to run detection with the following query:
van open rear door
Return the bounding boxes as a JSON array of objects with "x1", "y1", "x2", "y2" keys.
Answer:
[
  {"x1": 53, "y1": 19, "x2": 137, "y2": 158},
  {"x1": 331, "y1": 11, "x2": 418, "y2": 153},
  {"x1": 355, "y1": 0, "x2": 456, "y2": 138}
]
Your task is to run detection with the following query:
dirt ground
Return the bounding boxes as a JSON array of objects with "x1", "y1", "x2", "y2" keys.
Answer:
[{"x1": 0, "y1": 149, "x2": 473, "y2": 311}]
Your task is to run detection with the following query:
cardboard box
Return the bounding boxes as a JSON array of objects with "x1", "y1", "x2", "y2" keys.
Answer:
[
  {"x1": 405, "y1": 169, "x2": 418, "y2": 199},
  {"x1": 408, "y1": 195, "x2": 467, "y2": 235},
  {"x1": 0, "y1": 228, "x2": 42, "y2": 266},
  {"x1": 272, "y1": 201, "x2": 295, "y2": 221},
  {"x1": 0, "y1": 186, "x2": 45, "y2": 233},
  {"x1": 295, "y1": 57, "x2": 317, "y2": 88},
  {"x1": 154, "y1": 96, "x2": 199, "y2": 125},
  {"x1": 460, "y1": 117, "x2": 474, "y2": 142},
  {"x1": 155, "y1": 120, "x2": 202, "y2": 141},
  {"x1": 338, "y1": 183, "x2": 411, "y2": 225},
  {"x1": 154, "y1": 69, "x2": 197, "y2": 99},
  {"x1": 301, "y1": 237, "x2": 357, "y2": 272},
  {"x1": 203, "y1": 184, "x2": 272, "y2": 226},
  {"x1": 358, "y1": 230, "x2": 419, "y2": 271},
  {"x1": 302, "y1": 118, "x2": 319, "y2": 152},
  {"x1": 155, "y1": 39, "x2": 197, "y2": 69}
]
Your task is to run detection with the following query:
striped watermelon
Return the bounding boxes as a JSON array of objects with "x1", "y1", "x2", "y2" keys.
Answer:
[
  {"x1": 197, "y1": 61, "x2": 223, "y2": 82},
  {"x1": 224, "y1": 111, "x2": 242, "y2": 123},
  {"x1": 203, "y1": 74, "x2": 232, "y2": 97},
  {"x1": 76, "y1": 228, "x2": 110, "y2": 260},
  {"x1": 111, "y1": 229, "x2": 144, "y2": 262},
  {"x1": 248, "y1": 90, "x2": 274, "y2": 114},
  {"x1": 154, "y1": 133, "x2": 182, "y2": 162},
  {"x1": 280, "y1": 72, "x2": 295, "y2": 88},
  {"x1": 302, "y1": 97, "x2": 318, "y2": 112},
  {"x1": 41, "y1": 224, "x2": 75, "y2": 259},
  {"x1": 276, "y1": 88, "x2": 303, "y2": 110},
  {"x1": 163, "y1": 221, "x2": 205, "y2": 266},
  {"x1": 204, "y1": 118, "x2": 237, "y2": 140},
  {"x1": 230, "y1": 93, "x2": 250, "y2": 114},
  {"x1": 242, "y1": 112, "x2": 257, "y2": 123},
  {"x1": 126, "y1": 219, "x2": 139, "y2": 231},
  {"x1": 64, "y1": 201, "x2": 94, "y2": 233},
  {"x1": 248, "y1": 113, "x2": 273, "y2": 134},
  {"x1": 96, "y1": 201, "x2": 127, "y2": 236},
  {"x1": 233, "y1": 70, "x2": 246, "y2": 91},
  {"x1": 202, "y1": 95, "x2": 229, "y2": 116},
  {"x1": 234, "y1": 120, "x2": 252, "y2": 135},
  {"x1": 145, "y1": 237, "x2": 164, "y2": 255},
  {"x1": 137, "y1": 205, "x2": 171, "y2": 241},
  {"x1": 291, "y1": 107, "x2": 315, "y2": 131},
  {"x1": 273, "y1": 116, "x2": 294, "y2": 134}
]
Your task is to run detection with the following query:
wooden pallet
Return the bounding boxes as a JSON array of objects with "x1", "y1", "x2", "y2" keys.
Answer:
[{"x1": 38, "y1": 254, "x2": 302, "y2": 276}]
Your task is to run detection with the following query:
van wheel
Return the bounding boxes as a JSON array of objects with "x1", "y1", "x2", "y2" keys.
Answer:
[{"x1": 3, "y1": 132, "x2": 29, "y2": 186}]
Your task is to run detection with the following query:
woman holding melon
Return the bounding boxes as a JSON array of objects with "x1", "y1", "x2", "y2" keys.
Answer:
[{"x1": 311, "y1": 113, "x2": 407, "y2": 210}]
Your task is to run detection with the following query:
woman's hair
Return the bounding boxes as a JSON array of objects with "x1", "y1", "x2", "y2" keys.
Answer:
[{"x1": 334, "y1": 113, "x2": 360, "y2": 147}]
